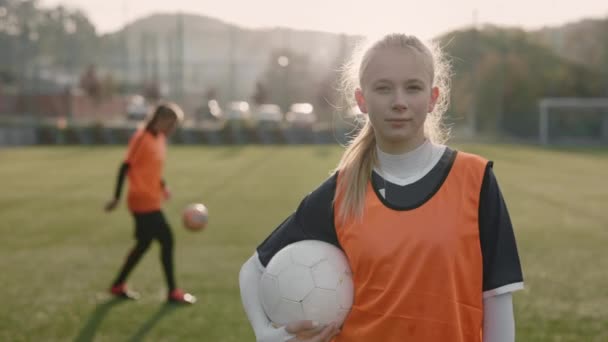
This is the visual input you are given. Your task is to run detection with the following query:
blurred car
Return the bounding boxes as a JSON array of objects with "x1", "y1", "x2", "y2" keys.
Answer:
[
  {"x1": 285, "y1": 103, "x2": 316, "y2": 128},
  {"x1": 195, "y1": 99, "x2": 223, "y2": 122},
  {"x1": 126, "y1": 95, "x2": 150, "y2": 121},
  {"x1": 224, "y1": 101, "x2": 252, "y2": 123},
  {"x1": 253, "y1": 104, "x2": 283, "y2": 128}
]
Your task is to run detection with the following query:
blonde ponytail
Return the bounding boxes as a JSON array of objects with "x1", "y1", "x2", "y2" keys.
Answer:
[{"x1": 334, "y1": 121, "x2": 376, "y2": 223}]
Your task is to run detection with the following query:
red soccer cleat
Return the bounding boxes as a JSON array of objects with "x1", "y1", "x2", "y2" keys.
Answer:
[
  {"x1": 168, "y1": 289, "x2": 196, "y2": 304},
  {"x1": 110, "y1": 283, "x2": 140, "y2": 300}
]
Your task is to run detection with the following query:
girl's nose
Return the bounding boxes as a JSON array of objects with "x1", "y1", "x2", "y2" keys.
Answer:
[{"x1": 392, "y1": 91, "x2": 408, "y2": 112}]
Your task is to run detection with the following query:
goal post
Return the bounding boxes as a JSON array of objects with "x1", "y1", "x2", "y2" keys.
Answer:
[{"x1": 539, "y1": 97, "x2": 608, "y2": 146}]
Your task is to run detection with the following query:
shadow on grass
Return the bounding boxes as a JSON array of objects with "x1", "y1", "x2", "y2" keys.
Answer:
[
  {"x1": 73, "y1": 297, "x2": 128, "y2": 342},
  {"x1": 73, "y1": 298, "x2": 186, "y2": 342},
  {"x1": 126, "y1": 303, "x2": 182, "y2": 342}
]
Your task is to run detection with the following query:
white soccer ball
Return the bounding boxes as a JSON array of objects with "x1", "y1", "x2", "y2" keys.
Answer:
[
  {"x1": 182, "y1": 203, "x2": 208, "y2": 231},
  {"x1": 259, "y1": 240, "x2": 354, "y2": 327}
]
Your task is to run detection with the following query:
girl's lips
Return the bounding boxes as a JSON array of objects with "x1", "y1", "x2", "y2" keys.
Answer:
[{"x1": 385, "y1": 118, "x2": 412, "y2": 122}]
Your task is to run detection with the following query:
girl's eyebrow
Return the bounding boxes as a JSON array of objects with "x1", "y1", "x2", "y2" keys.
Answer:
[
  {"x1": 370, "y1": 78, "x2": 393, "y2": 85},
  {"x1": 404, "y1": 78, "x2": 425, "y2": 84},
  {"x1": 371, "y1": 78, "x2": 425, "y2": 85}
]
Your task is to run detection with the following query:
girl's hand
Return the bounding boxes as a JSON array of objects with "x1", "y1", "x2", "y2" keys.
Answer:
[
  {"x1": 285, "y1": 320, "x2": 340, "y2": 342},
  {"x1": 162, "y1": 186, "x2": 171, "y2": 200},
  {"x1": 104, "y1": 199, "x2": 119, "y2": 212},
  {"x1": 256, "y1": 320, "x2": 340, "y2": 342}
]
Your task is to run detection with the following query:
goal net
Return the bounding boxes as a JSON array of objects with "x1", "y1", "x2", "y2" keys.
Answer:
[{"x1": 539, "y1": 98, "x2": 608, "y2": 146}]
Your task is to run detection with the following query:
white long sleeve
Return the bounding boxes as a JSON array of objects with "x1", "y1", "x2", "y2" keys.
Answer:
[
  {"x1": 239, "y1": 252, "x2": 295, "y2": 342},
  {"x1": 483, "y1": 293, "x2": 515, "y2": 342}
]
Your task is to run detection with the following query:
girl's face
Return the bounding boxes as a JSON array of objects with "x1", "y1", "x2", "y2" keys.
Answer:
[{"x1": 355, "y1": 47, "x2": 439, "y2": 154}]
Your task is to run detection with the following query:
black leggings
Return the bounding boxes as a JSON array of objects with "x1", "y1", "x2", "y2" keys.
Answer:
[{"x1": 112, "y1": 210, "x2": 176, "y2": 291}]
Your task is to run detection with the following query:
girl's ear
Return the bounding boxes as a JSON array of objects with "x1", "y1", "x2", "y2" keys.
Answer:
[
  {"x1": 428, "y1": 86, "x2": 440, "y2": 113},
  {"x1": 355, "y1": 88, "x2": 368, "y2": 114}
]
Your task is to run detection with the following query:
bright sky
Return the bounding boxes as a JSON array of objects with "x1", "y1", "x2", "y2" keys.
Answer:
[{"x1": 41, "y1": 0, "x2": 608, "y2": 39}]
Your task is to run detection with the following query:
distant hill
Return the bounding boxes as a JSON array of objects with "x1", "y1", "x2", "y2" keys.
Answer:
[{"x1": 531, "y1": 17, "x2": 608, "y2": 72}]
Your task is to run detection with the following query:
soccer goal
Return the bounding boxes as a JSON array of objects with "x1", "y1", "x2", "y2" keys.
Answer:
[{"x1": 539, "y1": 97, "x2": 608, "y2": 146}]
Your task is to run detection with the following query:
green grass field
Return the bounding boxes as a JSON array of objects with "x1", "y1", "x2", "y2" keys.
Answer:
[{"x1": 1, "y1": 144, "x2": 607, "y2": 341}]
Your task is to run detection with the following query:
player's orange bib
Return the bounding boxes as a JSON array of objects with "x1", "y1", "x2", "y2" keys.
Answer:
[
  {"x1": 334, "y1": 152, "x2": 487, "y2": 342},
  {"x1": 125, "y1": 129, "x2": 166, "y2": 213}
]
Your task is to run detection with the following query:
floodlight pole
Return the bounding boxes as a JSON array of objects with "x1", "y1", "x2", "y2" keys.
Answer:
[
  {"x1": 123, "y1": 0, "x2": 130, "y2": 85},
  {"x1": 470, "y1": 10, "x2": 479, "y2": 136}
]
